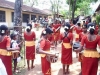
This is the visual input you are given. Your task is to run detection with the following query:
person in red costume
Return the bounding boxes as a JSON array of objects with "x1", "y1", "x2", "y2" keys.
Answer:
[
  {"x1": 24, "y1": 24, "x2": 36, "y2": 70},
  {"x1": 74, "y1": 23, "x2": 100, "y2": 75},
  {"x1": 36, "y1": 28, "x2": 56, "y2": 75},
  {"x1": 78, "y1": 24, "x2": 88, "y2": 75},
  {"x1": 52, "y1": 20, "x2": 61, "y2": 47},
  {"x1": 0, "y1": 25, "x2": 19, "y2": 75},
  {"x1": 59, "y1": 23, "x2": 73, "y2": 75}
]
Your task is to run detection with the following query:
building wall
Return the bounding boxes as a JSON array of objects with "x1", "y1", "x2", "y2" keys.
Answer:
[{"x1": 0, "y1": 8, "x2": 48, "y2": 27}]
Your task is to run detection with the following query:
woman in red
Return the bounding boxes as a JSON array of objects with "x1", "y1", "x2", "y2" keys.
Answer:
[
  {"x1": 0, "y1": 25, "x2": 19, "y2": 75},
  {"x1": 74, "y1": 23, "x2": 100, "y2": 75},
  {"x1": 37, "y1": 28, "x2": 55, "y2": 75},
  {"x1": 24, "y1": 24, "x2": 36, "y2": 70},
  {"x1": 78, "y1": 24, "x2": 88, "y2": 75},
  {"x1": 59, "y1": 23, "x2": 73, "y2": 75},
  {"x1": 74, "y1": 22, "x2": 82, "y2": 57},
  {"x1": 52, "y1": 20, "x2": 61, "y2": 47}
]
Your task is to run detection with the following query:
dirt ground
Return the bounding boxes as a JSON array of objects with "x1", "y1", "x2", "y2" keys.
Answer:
[{"x1": 13, "y1": 27, "x2": 100, "y2": 75}]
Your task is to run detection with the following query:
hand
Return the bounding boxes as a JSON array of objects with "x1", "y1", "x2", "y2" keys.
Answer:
[{"x1": 15, "y1": 47, "x2": 20, "y2": 50}]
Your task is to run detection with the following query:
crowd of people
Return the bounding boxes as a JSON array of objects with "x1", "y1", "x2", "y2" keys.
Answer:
[{"x1": 0, "y1": 16, "x2": 100, "y2": 75}]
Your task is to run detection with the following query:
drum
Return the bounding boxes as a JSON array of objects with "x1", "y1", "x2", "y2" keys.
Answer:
[
  {"x1": 78, "y1": 52, "x2": 83, "y2": 62},
  {"x1": 46, "y1": 53, "x2": 59, "y2": 63},
  {"x1": 73, "y1": 42, "x2": 81, "y2": 50}
]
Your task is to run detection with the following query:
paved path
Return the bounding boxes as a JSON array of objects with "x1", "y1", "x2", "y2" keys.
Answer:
[{"x1": 14, "y1": 27, "x2": 100, "y2": 75}]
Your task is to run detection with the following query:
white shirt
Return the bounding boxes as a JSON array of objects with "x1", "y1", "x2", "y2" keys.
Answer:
[
  {"x1": 11, "y1": 40, "x2": 19, "y2": 48},
  {"x1": 0, "y1": 59, "x2": 8, "y2": 75}
]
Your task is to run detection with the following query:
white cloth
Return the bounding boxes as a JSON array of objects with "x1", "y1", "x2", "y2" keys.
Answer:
[
  {"x1": 11, "y1": 40, "x2": 19, "y2": 48},
  {"x1": 0, "y1": 59, "x2": 8, "y2": 75}
]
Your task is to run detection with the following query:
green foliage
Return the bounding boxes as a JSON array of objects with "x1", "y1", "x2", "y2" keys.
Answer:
[
  {"x1": 66, "y1": 0, "x2": 98, "y2": 18},
  {"x1": 96, "y1": 14, "x2": 100, "y2": 25}
]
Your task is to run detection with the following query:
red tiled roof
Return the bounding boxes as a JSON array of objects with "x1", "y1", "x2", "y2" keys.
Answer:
[{"x1": 0, "y1": 0, "x2": 49, "y2": 15}]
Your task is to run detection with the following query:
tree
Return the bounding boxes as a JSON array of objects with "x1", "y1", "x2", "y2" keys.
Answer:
[
  {"x1": 66, "y1": 0, "x2": 98, "y2": 20},
  {"x1": 23, "y1": 0, "x2": 38, "y2": 7},
  {"x1": 14, "y1": 0, "x2": 23, "y2": 42},
  {"x1": 14, "y1": 0, "x2": 23, "y2": 31},
  {"x1": 50, "y1": 0, "x2": 63, "y2": 19}
]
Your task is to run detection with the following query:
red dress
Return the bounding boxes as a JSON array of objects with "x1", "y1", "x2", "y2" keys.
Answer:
[
  {"x1": 94, "y1": 25, "x2": 99, "y2": 35},
  {"x1": 0, "y1": 36, "x2": 12, "y2": 75},
  {"x1": 24, "y1": 31, "x2": 36, "y2": 60},
  {"x1": 52, "y1": 24, "x2": 61, "y2": 41},
  {"x1": 40, "y1": 38, "x2": 51, "y2": 75},
  {"x1": 81, "y1": 35, "x2": 100, "y2": 75},
  {"x1": 74, "y1": 26, "x2": 82, "y2": 41},
  {"x1": 60, "y1": 32, "x2": 73, "y2": 64}
]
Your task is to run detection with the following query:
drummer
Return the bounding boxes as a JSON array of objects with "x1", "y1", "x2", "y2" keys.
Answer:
[
  {"x1": 59, "y1": 23, "x2": 73, "y2": 74},
  {"x1": 36, "y1": 28, "x2": 56, "y2": 75},
  {"x1": 74, "y1": 23, "x2": 100, "y2": 75}
]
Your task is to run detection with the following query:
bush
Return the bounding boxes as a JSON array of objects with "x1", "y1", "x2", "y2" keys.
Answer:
[{"x1": 96, "y1": 14, "x2": 100, "y2": 25}]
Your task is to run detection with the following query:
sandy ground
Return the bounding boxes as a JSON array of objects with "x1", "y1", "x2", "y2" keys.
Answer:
[{"x1": 13, "y1": 27, "x2": 100, "y2": 75}]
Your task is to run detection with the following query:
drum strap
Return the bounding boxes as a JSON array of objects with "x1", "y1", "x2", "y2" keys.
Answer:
[{"x1": 62, "y1": 32, "x2": 70, "y2": 41}]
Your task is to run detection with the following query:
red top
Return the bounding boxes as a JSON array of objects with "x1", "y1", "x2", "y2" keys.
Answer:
[
  {"x1": 94, "y1": 25, "x2": 99, "y2": 35},
  {"x1": 0, "y1": 36, "x2": 10, "y2": 49},
  {"x1": 24, "y1": 31, "x2": 36, "y2": 41},
  {"x1": 59, "y1": 32, "x2": 73, "y2": 43},
  {"x1": 40, "y1": 38, "x2": 50, "y2": 50},
  {"x1": 74, "y1": 26, "x2": 82, "y2": 34},
  {"x1": 81, "y1": 35, "x2": 100, "y2": 49},
  {"x1": 52, "y1": 24, "x2": 61, "y2": 33},
  {"x1": 79, "y1": 32, "x2": 87, "y2": 42}
]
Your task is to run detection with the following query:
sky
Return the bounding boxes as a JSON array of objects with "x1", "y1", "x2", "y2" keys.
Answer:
[{"x1": 7, "y1": 0, "x2": 100, "y2": 11}]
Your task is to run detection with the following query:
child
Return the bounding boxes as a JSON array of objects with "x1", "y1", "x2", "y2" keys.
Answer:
[{"x1": 10, "y1": 33, "x2": 22, "y2": 73}]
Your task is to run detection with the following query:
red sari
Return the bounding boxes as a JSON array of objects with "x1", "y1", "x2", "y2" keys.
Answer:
[
  {"x1": 0, "y1": 36, "x2": 12, "y2": 75},
  {"x1": 24, "y1": 31, "x2": 36, "y2": 60},
  {"x1": 81, "y1": 35, "x2": 100, "y2": 75},
  {"x1": 74, "y1": 26, "x2": 82, "y2": 41},
  {"x1": 40, "y1": 38, "x2": 51, "y2": 75},
  {"x1": 52, "y1": 24, "x2": 61, "y2": 41},
  {"x1": 60, "y1": 32, "x2": 73, "y2": 64}
]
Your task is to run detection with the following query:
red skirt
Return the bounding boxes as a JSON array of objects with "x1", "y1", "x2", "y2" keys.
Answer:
[
  {"x1": 82, "y1": 56, "x2": 99, "y2": 75},
  {"x1": 41, "y1": 57, "x2": 51, "y2": 75},
  {"x1": 61, "y1": 45, "x2": 72, "y2": 65},
  {"x1": 0, "y1": 55, "x2": 12, "y2": 75},
  {"x1": 26, "y1": 46, "x2": 35, "y2": 60}
]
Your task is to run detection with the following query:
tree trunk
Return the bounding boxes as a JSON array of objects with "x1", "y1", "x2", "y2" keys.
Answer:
[
  {"x1": 72, "y1": 0, "x2": 77, "y2": 21},
  {"x1": 14, "y1": 0, "x2": 23, "y2": 32},
  {"x1": 14, "y1": 0, "x2": 23, "y2": 42}
]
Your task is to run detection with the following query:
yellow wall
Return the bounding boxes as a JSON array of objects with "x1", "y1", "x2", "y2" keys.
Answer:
[
  {"x1": 0, "y1": 8, "x2": 48, "y2": 26},
  {"x1": 0, "y1": 8, "x2": 13, "y2": 26}
]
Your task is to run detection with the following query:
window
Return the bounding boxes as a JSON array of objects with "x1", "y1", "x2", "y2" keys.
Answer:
[
  {"x1": 31, "y1": 15, "x2": 36, "y2": 20},
  {"x1": 38, "y1": 16, "x2": 42, "y2": 20},
  {"x1": 0, "y1": 10, "x2": 6, "y2": 22},
  {"x1": 12, "y1": 12, "x2": 14, "y2": 22},
  {"x1": 23, "y1": 14, "x2": 29, "y2": 23}
]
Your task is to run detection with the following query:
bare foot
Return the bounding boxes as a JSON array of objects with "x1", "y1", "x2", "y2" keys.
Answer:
[
  {"x1": 31, "y1": 66, "x2": 35, "y2": 69},
  {"x1": 66, "y1": 70, "x2": 70, "y2": 74},
  {"x1": 28, "y1": 67, "x2": 30, "y2": 71}
]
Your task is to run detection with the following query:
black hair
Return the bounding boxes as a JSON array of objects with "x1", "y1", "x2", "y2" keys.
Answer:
[
  {"x1": 26, "y1": 24, "x2": 32, "y2": 32},
  {"x1": 64, "y1": 22, "x2": 70, "y2": 32},
  {"x1": 77, "y1": 23, "x2": 81, "y2": 26},
  {"x1": 10, "y1": 33, "x2": 17, "y2": 39},
  {"x1": 0, "y1": 25, "x2": 8, "y2": 36},
  {"x1": 87, "y1": 23, "x2": 95, "y2": 35},
  {"x1": 42, "y1": 28, "x2": 53, "y2": 35}
]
